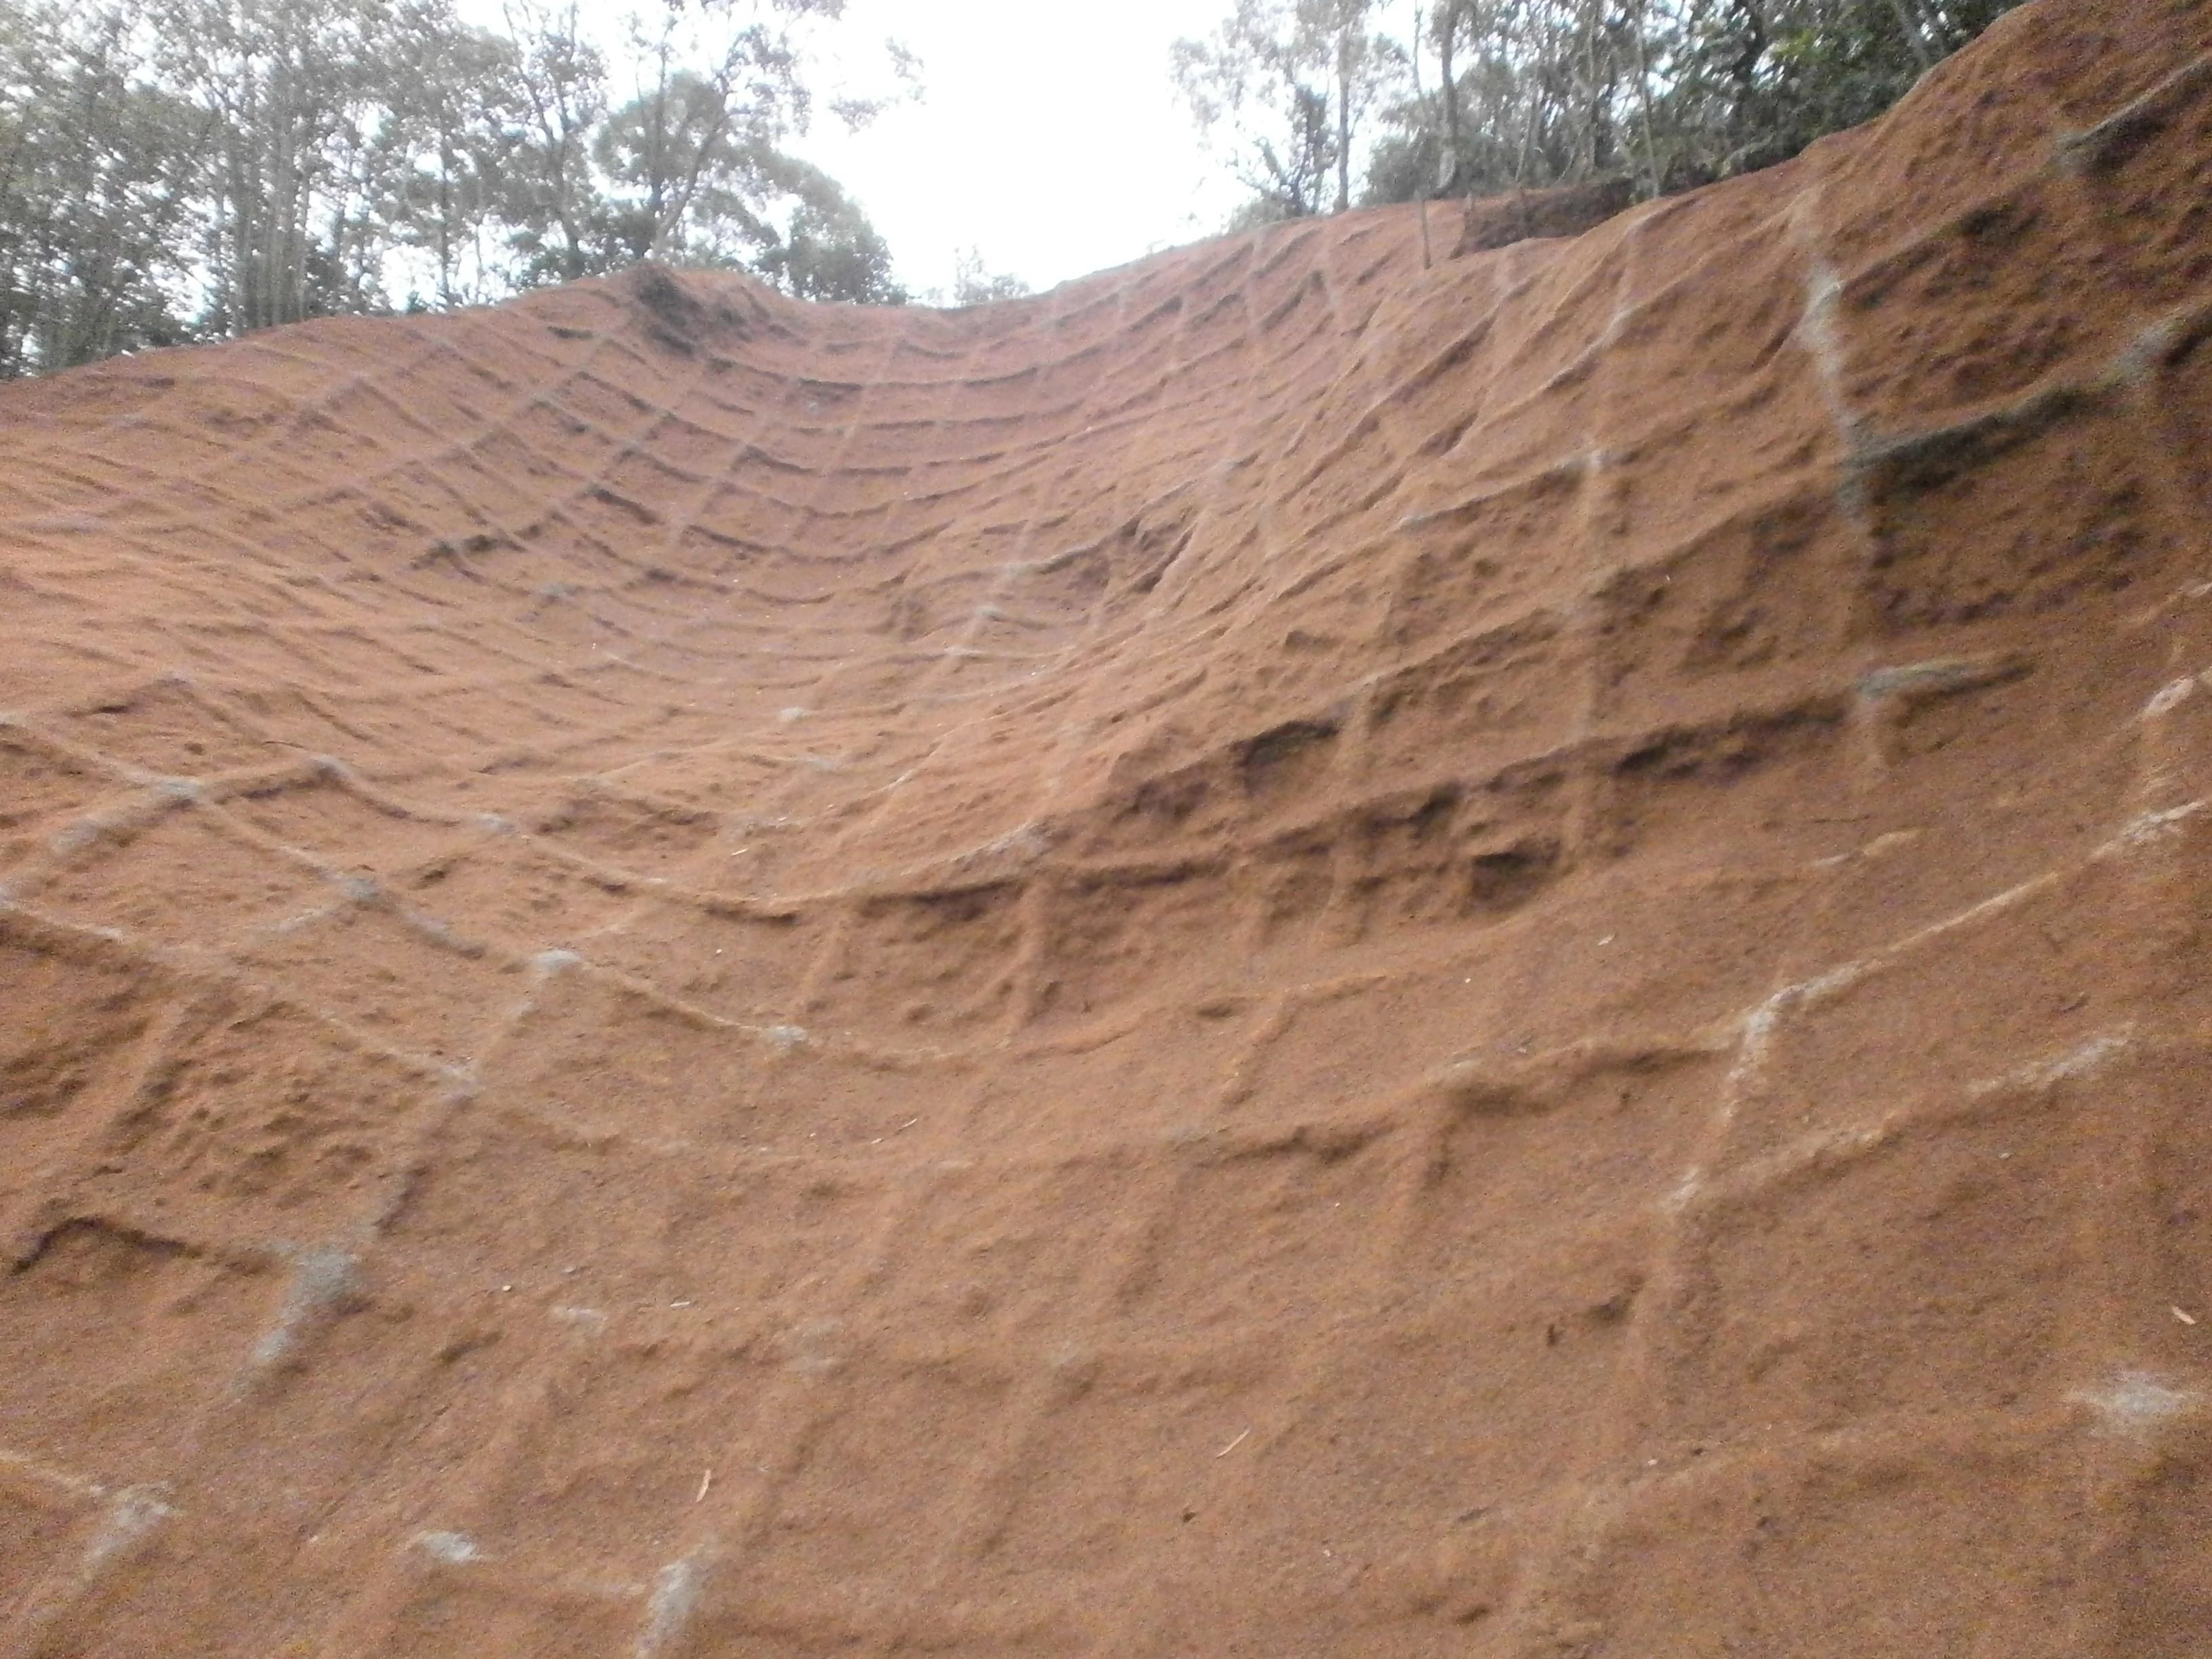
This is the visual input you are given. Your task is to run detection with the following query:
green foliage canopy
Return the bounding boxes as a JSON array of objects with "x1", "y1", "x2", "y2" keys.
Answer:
[
  {"x1": 0, "y1": 0, "x2": 909, "y2": 377},
  {"x1": 1178, "y1": 0, "x2": 2034, "y2": 224}
]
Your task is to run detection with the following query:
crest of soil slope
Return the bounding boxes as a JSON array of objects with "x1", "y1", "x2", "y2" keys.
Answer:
[{"x1": 3, "y1": 1, "x2": 2212, "y2": 1652}]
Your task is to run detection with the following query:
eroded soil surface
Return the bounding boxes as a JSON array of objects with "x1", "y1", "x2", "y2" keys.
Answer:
[{"x1": 3, "y1": 1, "x2": 2211, "y2": 1651}]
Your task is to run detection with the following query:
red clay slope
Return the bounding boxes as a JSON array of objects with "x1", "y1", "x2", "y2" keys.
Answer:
[{"x1": 3, "y1": 0, "x2": 2212, "y2": 1652}]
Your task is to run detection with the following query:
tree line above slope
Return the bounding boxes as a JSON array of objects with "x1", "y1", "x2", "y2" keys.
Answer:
[
  {"x1": 4, "y1": 0, "x2": 2034, "y2": 379},
  {"x1": 0, "y1": 0, "x2": 914, "y2": 377},
  {"x1": 1175, "y1": 0, "x2": 2032, "y2": 225}
]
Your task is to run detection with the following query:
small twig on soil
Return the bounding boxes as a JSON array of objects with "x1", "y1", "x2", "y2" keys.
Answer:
[
  {"x1": 1216, "y1": 1427, "x2": 1252, "y2": 1457},
  {"x1": 697, "y1": 1468, "x2": 712, "y2": 1501}
]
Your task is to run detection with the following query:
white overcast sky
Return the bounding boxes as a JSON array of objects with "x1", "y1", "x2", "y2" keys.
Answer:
[
  {"x1": 523, "y1": 1, "x2": 1424, "y2": 301},
  {"x1": 786, "y1": 0, "x2": 1249, "y2": 299}
]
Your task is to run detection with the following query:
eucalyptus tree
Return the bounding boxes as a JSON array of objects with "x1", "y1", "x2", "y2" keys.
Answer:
[
  {"x1": 588, "y1": 1, "x2": 908, "y2": 298},
  {"x1": 150, "y1": 0, "x2": 415, "y2": 331},
  {"x1": 497, "y1": 0, "x2": 611, "y2": 284},
  {"x1": 1173, "y1": 0, "x2": 1408, "y2": 220},
  {"x1": 1361, "y1": 0, "x2": 2034, "y2": 212},
  {"x1": 747, "y1": 156, "x2": 903, "y2": 303},
  {"x1": 382, "y1": 1, "x2": 527, "y2": 310},
  {"x1": 0, "y1": 0, "x2": 914, "y2": 373},
  {"x1": 0, "y1": 3, "x2": 199, "y2": 375},
  {"x1": 598, "y1": 1, "x2": 808, "y2": 264},
  {"x1": 948, "y1": 247, "x2": 1029, "y2": 306}
]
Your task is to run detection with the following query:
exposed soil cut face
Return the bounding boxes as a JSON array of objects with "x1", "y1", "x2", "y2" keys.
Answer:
[
  {"x1": 1456, "y1": 176, "x2": 1638, "y2": 255},
  {"x1": 3, "y1": 2, "x2": 2212, "y2": 1652}
]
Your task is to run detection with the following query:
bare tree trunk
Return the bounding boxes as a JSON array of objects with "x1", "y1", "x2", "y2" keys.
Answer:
[
  {"x1": 1335, "y1": 26, "x2": 1353, "y2": 213},
  {"x1": 1576, "y1": 0, "x2": 1602, "y2": 178},
  {"x1": 1886, "y1": 0, "x2": 1936, "y2": 72},
  {"x1": 1410, "y1": 0, "x2": 1431, "y2": 263},
  {"x1": 1729, "y1": 0, "x2": 1766, "y2": 116},
  {"x1": 1437, "y1": 0, "x2": 1462, "y2": 190},
  {"x1": 436, "y1": 144, "x2": 456, "y2": 307},
  {"x1": 1630, "y1": 0, "x2": 1662, "y2": 197},
  {"x1": 1513, "y1": 27, "x2": 1541, "y2": 188}
]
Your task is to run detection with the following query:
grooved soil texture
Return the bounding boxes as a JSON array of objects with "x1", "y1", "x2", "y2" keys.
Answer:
[{"x1": 3, "y1": 1, "x2": 2212, "y2": 1651}]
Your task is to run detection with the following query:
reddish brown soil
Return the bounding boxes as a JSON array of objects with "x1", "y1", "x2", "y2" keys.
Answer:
[
  {"x1": 1456, "y1": 178, "x2": 1637, "y2": 256},
  {"x1": 4, "y1": 1, "x2": 2212, "y2": 1651}
]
